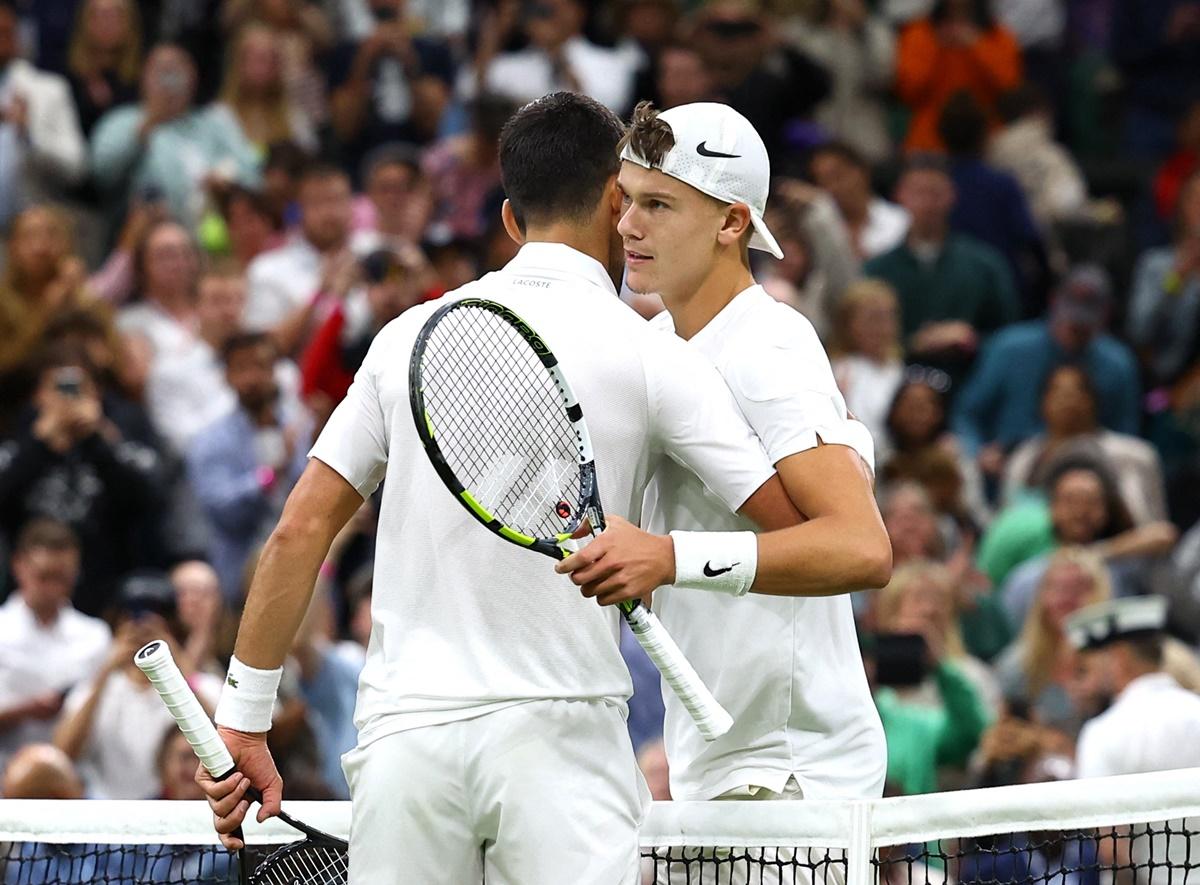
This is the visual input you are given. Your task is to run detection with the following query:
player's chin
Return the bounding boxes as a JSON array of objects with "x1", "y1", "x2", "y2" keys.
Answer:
[{"x1": 624, "y1": 265, "x2": 656, "y2": 294}]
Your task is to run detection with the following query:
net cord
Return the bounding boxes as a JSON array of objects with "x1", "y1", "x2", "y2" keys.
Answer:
[{"x1": 3, "y1": 768, "x2": 1199, "y2": 858}]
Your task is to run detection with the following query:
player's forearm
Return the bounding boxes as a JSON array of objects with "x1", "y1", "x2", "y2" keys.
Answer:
[
  {"x1": 231, "y1": 461, "x2": 364, "y2": 671},
  {"x1": 751, "y1": 516, "x2": 892, "y2": 596},
  {"x1": 233, "y1": 520, "x2": 331, "y2": 670}
]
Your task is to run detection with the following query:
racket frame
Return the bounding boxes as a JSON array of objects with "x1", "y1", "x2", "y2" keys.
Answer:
[{"x1": 410, "y1": 297, "x2": 605, "y2": 560}]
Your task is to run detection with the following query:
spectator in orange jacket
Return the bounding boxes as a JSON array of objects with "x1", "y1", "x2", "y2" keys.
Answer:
[{"x1": 896, "y1": 0, "x2": 1023, "y2": 152}]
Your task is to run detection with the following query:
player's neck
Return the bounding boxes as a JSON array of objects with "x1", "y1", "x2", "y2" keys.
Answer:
[
  {"x1": 522, "y1": 223, "x2": 618, "y2": 286},
  {"x1": 666, "y1": 255, "x2": 755, "y2": 341}
]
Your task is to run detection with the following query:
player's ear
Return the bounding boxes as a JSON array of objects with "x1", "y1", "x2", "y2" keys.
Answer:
[
  {"x1": 716, "y1": 203, "x2": 753, "y2": 249},
  {"x1": 501, "y1": 199, "x2": 526, "y2": 246},
  {"x1": 605, "y1": 174, "x2": 623, "y2": 218}
]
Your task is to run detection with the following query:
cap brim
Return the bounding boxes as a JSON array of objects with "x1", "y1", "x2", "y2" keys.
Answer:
[{"x1": 750, "y1": 214, "x2": 784, "y2": 260}]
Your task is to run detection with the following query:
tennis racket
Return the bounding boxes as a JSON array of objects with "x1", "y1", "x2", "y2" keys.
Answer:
[
  {"x1": 134, "y1": 640, "x2": 349, "y2": 885},
  {"x1": 409, "y1": 297, "x2": 733, "y2": 741}
]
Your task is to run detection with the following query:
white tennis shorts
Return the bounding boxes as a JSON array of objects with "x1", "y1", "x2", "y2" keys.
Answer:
[{"x1": 342, "y1": 698, "x2": 648, "y2": 884}]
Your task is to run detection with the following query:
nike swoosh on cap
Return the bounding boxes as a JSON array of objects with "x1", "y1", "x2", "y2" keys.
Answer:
[{"x1": 696, "y1": 141, "x2": 741, "y2": 159}]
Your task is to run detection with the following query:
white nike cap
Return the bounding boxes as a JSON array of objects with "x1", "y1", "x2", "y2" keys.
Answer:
[{"x1": 619, "y1": 102, "x2": 783, "y2": 259}]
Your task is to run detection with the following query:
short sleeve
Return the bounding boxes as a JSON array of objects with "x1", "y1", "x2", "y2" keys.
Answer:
[
  {"x1": 643, "y1": 332, "x2": 775, "y2": 512},
  {"x1": 724, "y1": 319, "x2": 875, "y2": 473},
  {"x1": 308, "y1": 342, "x2": 389, "y2": 500}
]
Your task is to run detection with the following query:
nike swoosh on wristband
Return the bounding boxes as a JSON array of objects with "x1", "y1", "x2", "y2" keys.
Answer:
[
  {"x1": 703, "y1": 561, "x2": 739, "y2": 577},
  {"x1": 696, "y1": 141, "x2": 741, "y2": 159}
]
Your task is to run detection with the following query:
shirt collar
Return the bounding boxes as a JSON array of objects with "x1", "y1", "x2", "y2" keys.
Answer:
[
  {"x1": 688, "y1": 284, "x2": 765, "y2": 359},
  {"x1": 503, "y1": 242, "x2": 618, "y2": 296},
  {"x1": 6, "y1": 594, "x2": 63, "y2": 632}
]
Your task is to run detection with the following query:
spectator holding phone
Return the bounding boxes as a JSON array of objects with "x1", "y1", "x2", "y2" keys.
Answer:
[
  {"x1": 53, "y1": 573, "x2": 221, "y2": 799},
  {"x1": 187, "y1": 332, "x2": 312, "y2": 600},
  {"x1": 867, "y1": 558, "x2": 992, "y2": 794},
  {"x1": 299, "y1": 244, "x2": 432, "y2": 424},
  {"x1": 0, "y1": 206, "x2": 111, "y2": 432},
  {"x1": 0, "y1": 344, "x2": 169, "y2": 615},
  {"x1": 327, "y1": 0, "x2": 455, "y2": 172},
  {"x1": 0, "y1": 519, "x2": 111, "y2": 775},
  {"x1": 91, "y1": 43, "x2": 260, "y2": 232}
]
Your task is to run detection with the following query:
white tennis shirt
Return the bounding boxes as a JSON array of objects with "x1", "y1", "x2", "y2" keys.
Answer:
[
  {"x1": 309, "y1": 244, "x2": 775, "y2": 751},
  {"x1": 645, "y1": 285, "x2": 888, "y2": 801}
]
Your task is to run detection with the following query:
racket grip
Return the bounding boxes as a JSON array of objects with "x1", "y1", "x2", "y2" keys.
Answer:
[
  {"x1": 134, "y1": 640, "x2": 235, "y2": 779},
  {"x1": 622, "y1": 603, "x2": 733, "y2": 741}
]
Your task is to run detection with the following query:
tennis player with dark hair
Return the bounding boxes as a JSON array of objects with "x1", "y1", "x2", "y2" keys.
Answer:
[
  {"x1": 558, "y1": 103, "x2": 891, "y2": 850},
  {"x1": 196, "y1": 92, "x2": 798, "y2": 884}
]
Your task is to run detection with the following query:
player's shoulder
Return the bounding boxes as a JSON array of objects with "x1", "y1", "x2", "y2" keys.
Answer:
[
  {"x1": 366, "y1": 282, "x2": 486, "y2": 365},
  {"x1": 723, "y1": 288, "x2": 833, "y2": 385},
  {"x1": 732, "y1": 286, "x2": 823, "y2": 348}
]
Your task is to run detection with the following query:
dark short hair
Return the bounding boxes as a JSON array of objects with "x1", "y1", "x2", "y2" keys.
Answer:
[
  {"x1": 14, "y1": 518, "x2": 80, "y2": 555},
  {"x1": 264, "y1": 141, "x2": 312, "y2": 177},
  {"x1": 1125, "y1": 634, "x2": 1166, "y2": 667},
  {"x1": 297, "y1": 162, "x2": 351, "y2": 190},
  {"x1": 938, "y1": 91, "x2": 988, "y2": 156},
  {"x1": 810, "y1": 140, "x2": 869, "y2": 174},
  {"x1": 220, "y1": 185, "x2": 282, "y2": 230},
  {"x1": 499, "y1": 92, "x2": 625, "y2": 230},
  {"x1": 997, "y1": 83, "x2": 1048, "y2": 124},
  {"x1": 221, "y1": 331, "x2": 275, "y2": 365},
  {"x1": 899, "y1": 152, "x2": 953, "y2": 182},
  {"x1": 1040, "y1": 362, "x2": 1098, "y2": 408},
  {"x1": 35, "y1": 341, "x2": 96, "y2": 383},
  {"x1": 360, "y1": 143, "x2": 422, "y2": 188}
]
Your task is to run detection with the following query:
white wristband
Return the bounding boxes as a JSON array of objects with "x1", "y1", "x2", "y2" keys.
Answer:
[
  {"x1": 214, "y1": 656, "x2": 282, "y2": 734},
  {"x1": 669, "y1": 530, "x2": 758, "y2": 597}
]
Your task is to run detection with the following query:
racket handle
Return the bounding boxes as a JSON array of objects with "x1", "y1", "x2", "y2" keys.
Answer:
[
  {"x1": 621, "y1": 603, "x2": 733, "y2": 741},
  {"x1": 134, "y1": 640, "x2": 236, "y2": 779}
]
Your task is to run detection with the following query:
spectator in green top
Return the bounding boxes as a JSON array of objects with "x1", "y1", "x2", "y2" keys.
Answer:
[{"x1": 864, "y1": 154, "x2": 1019, "y2": 393}]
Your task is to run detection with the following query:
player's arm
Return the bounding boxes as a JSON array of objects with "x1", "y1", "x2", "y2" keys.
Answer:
[
  {"x1": 200, "y1": 459, "x2": 362, "y2": 848},
  {"x1": 559, "y1": 330, "x2": 891, "y2": 602},
  {"x1": 560, "y1": 444, "x2": 888, "y2": 602},
  {"x1": 746, "y1": 440, "x2": 891, "y2": 595}
]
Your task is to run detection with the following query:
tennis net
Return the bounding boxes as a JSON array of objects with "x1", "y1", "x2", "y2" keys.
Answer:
[{"x1": 1, "y1": 768, "x2": 1197, "y2": 884}]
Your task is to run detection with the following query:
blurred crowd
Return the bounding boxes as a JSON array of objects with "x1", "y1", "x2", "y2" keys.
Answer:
[{"x1": 1, "y1": 0, "x2": 1200, "y2": 814}]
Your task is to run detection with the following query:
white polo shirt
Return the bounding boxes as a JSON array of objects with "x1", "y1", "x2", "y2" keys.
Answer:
[
  {"x1": 645, "y1": 285, "x2": 887, "y2": 802},
  {"x1": 1076, "y1": 672, "x2": 1200, "y2": 778},
  {"x1": 0, "y1": 595, "x2": 111, "y2": 770},
  {"x1": 309, "y1": 243, "x2": 775, "y2": 750}
]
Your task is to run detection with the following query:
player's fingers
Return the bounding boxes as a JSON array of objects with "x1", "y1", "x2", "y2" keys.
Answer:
[
  {"x1": 575, "y1": 559, "x2": 623, "y2": 594},
  {"x1": 590, "y1": 574, "x2": 641, "y2": 606},
  {"x1": 555, "y1": 538, "x2": 607, "y2": 574},
  {"x1": 256, "y1": 774, "x2": 284, "y2": 823},
  {"x1": 208, "y1": 774, "x2": 251, "y2": 817},
  {"x1": 198, "y1": 767, "x2": 242, "y2": 799},
  {"x1": 219, "y1": 832, "x2": 245, "y2": 852},
  {"x1": 213, "y1": 799, "x2": 250, "y2": 837}
]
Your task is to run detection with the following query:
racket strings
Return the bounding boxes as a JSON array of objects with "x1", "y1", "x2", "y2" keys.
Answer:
[
  {"x1": 251, "y1": 843, "x2": 349, "y2": 884},
  {"x1": 420, "y1": 306, "x2": 584, "y2": 538}
]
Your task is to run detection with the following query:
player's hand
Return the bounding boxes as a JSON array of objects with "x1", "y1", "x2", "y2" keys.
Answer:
[
  {"x1": 197, "y1": 728, "x2": 283, "y2": 850},
  {"x1": 555, "y1": 515, "x2": 675, "y2": 605}
]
